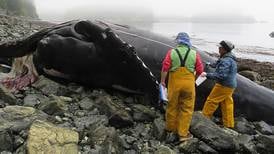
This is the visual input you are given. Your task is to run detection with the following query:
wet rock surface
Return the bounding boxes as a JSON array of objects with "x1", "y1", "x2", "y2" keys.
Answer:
[
  {"x1": 0, "y1": 14, "x2": 274, "y2": 153},
  {"x1": 237, "y1": 58, "x2": 274, "y2": 90}
]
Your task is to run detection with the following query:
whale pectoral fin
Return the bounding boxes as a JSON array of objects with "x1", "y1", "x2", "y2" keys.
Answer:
[{"x1": 101, "y1": 29, "x2": 159, "y2": 105}]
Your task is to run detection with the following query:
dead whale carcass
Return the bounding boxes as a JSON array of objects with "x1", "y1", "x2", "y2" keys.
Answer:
[{"x1": 0, "y1": 20, "x2": 274, "y2": 124}]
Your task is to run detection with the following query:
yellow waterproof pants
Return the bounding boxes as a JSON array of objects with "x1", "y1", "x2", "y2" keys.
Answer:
[
  {"x1": 202, "y1": 83, "x2": 235, "y2": 128},
  {"x1": 166, "y1": 67, "x2": 195, "y2": 137}
]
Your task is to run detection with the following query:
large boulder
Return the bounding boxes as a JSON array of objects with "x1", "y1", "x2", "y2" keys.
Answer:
[
  {"x1": 255, "y1": 135, "x2": 274, "y2": 154},
  {"x1": 93, "y1": 92, "x2": 134, "y2": 128},
  {"x1": 32, "y1": 76, "x2": 74, "y2": 96},
  {"x1": 27, "y1": 120, "x2": 79, "y2": 154},
  {"x1": 87, "y1": 124, "x2": 124, "y2": 153},
  {"x1": 0, "y1": 106, "x2": 48, "y2": 151},
  {"x1": 234, "y1": 117, "x2": 256, "y2": 135},
  {"x1": 190, "y1": 112, "x2": 239, "y2": 153},
  {"x1": 152, "y1": 118, "x2": 166, "y2": 141},
  {"x1": 238, "y1": 70, "x2": 261, "y2": 82},
  {"x1": 130, "y1": 104, "x2": 158, "y2": 122},
  {"x1": 260, "y1": 80, "x2": 274, "y2": 90},
  {"x1": 0, "y1": 106, "x2": 47, "y2": 132},
  {"x1": 38, "y1": 95, "x2": 69, "y2": 116}
]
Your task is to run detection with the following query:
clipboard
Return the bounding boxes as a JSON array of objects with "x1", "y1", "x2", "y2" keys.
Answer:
[{"x1": 196, "y1": 75, "x2": 207, "y2": 86}]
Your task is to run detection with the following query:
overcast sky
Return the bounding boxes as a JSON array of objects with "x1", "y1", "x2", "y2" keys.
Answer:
[{"x1": 34, "y1": 0, "x2": 274, "y2": 22}]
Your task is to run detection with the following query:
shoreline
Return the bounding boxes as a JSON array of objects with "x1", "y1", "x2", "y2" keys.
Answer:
[{"x1": 191, "y1": 37, "x2": 274, "y2": 63}]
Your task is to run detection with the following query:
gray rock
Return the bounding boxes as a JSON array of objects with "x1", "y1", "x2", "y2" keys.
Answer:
[
  {"x1": 234, "y1": 117, "x2": 256, "y2": 135},
  {"x1": 74, "y1": 110, "x2": 86, "y2": 117},
  {"x1": 123, "y1": 150, "x2": 138, "y2": 154},
  {"x1": 131, "y1": 104, "x2": 157, "y2": 122},
  {"x1": 131, "y1": 123, "x2": 150, "y2": 139},
  {"x1": 254, "y1": 121, "x2": 273, "y2": 135},
  {"x1": 32, "y1": 76, "x2": 73, "y2": 96},
  {"x1": 0, "y1": 130, "x2": 13, "y2": 151},
  {"x1": 0, "y1": 100, "x2": 6, "y2": 108},
  {"x1": 148, "y1": 140, "x2": 161, "y2": 149},
  {"x1": 190, "y1": 112, "x2": 238, "y2": 152},
  {"x1": 0, "y1": 84, "x2": 17, "y2": 105},
  {"x1": 14, "y1": 135, "x2": 24, "y2": 149},
  {"x1": 238, "y1": 70, "x2": 262, "y2": 82},
  {"x1": 260, "y1": 80, "x2": 274, "y2": 90},
  {"x1": 152, "y1": 118, "x2": 166, "y2": 141},
  {"x1": 119, "y1": 135, "x2": 131, "y2": 149},
  {"x1": 15, "y1": 143, "x2": 27, "y2": 154},
  {"x1": 255, "y1": 134, "x2": 274, "y2": 154},
  {"x1": 198, "y1": 141, "x2": 218, "y2": 154},
  {"x1": 0, "y1": 106, "x2": 48, "y2": 133},
  {"x1": 126, "y1": 136, "x2": 137, "y2": 144},
  {"x1": 271, "y1": 126, "x2": 274, "y2": 134},
  {"x1": 94, "y1": 94, "x2": 133, "y2": 128},
  {"x1": 178, "y1": 138, "x2": 199, "y2": 153},
  {"x1": 0, "y1": 106, "x2": 47, "y2": 152},
  {"x1": 237, "y1": 134, "x2": 257, "y2": 154},
  {"x1": 155, "y1": 145, "x2": 176, "y2": 154},
  {"x1": 23, "y1": 94, "x2": 48, "y2": 107},
  {"x1": 73, "y1": 115, "x2": 108, "y2": 133},
  {"x1": 0, "y1": 151, "x2": 12, "y2": 154},
  {"x1": 87, "y1": 125, "x2": 124, "y2": 154},
  {"x1": 38, "y1": 95, "x2": 68, "y2": 115},
  {"x1": 79, "y1": 97, "x2": 94, "y2": 110}
]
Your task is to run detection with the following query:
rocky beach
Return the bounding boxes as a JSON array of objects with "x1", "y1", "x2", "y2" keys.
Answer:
[{"x1": 0, "y1": 14, "x2": 274, "y2": 154}]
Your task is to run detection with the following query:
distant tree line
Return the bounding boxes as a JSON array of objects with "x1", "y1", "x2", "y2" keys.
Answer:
[{"x1": 0, "y1": 0, "x2": 38, "y2": 18}]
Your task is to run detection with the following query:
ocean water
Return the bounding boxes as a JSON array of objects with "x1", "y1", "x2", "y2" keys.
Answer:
[{"x1": 150, "y1": 22, "x2": 274, "y2": 62}]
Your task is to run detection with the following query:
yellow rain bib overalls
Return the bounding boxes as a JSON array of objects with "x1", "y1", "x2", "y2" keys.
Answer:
[
  {"x1": 166, "y1": 47, "x2": 195, "y2": 137},
  {"x1": 202, "y1": 83, "x2": 235, "y2": 128}
]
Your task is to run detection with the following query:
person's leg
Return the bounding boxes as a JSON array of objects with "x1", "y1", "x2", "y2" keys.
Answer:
[
  {"x1": 220, "y1": 88, "x2": 235, "y2": 128},
  {"x1": 165, "y1": 90, "x2": 179, "y2": 133},
  {"x1": 165, "y1": 73, "x2": 180, "y2": 133},
  {"x1": 202, "y1": 83, "x2": 229, "y2": 118},
  {"x1": 177, "y1": 89, "x2": 195, "y2": 138}
]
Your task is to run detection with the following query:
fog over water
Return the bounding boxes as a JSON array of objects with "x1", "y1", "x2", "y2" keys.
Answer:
[
  {"x1": 34, "y1": 0, "x2": 274, "y2": 62},
  {"x1": 34, "y1": 0, "x2": 274, "y2": 23}
]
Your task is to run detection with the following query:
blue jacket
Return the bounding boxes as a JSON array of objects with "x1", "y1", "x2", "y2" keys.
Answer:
[{"x1": 207, "y1": 52, "x2": 237, "y2": 88}]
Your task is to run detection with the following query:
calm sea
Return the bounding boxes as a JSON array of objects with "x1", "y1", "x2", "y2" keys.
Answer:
[{"x1": 146, "y1": 22, "x2": 274, "y2": 62}]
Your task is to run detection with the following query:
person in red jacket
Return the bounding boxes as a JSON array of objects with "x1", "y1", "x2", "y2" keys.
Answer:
[{"x1": 161, "y1": 32, "x2": 204, "y2": 143}]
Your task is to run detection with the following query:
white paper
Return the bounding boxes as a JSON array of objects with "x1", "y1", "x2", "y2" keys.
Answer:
[
  {"x1": 159, "y1": 84, "x2": 168, "y2": 102},
  {"x1": 196, "y1": 75, "x2": 207, "y2": 86}
]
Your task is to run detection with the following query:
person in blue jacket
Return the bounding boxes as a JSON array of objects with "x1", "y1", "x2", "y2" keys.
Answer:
[{"x1": 200, "y1": 40, "x2": 237, "y2": 128}]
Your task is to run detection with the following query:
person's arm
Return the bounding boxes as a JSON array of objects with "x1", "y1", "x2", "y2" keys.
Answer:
[
  {"x1": 206, "y1": 59, "x2": 231, "y2": 80},
  {"x1": 195, "y1": 53, "x2": 204, "y2": 76},
  {"x1": 160, "y1": 49, "x2": 172, "y2": 87}
]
